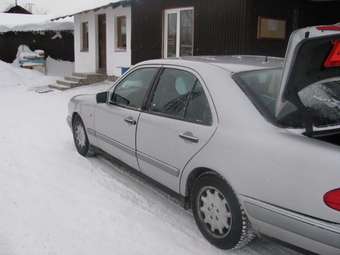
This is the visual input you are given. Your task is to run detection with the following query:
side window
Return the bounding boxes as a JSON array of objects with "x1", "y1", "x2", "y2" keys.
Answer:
[
  {"x1": 81, "y1": 22, "x2": 89, "y2": 52},
  {"x1": 185, "y1": 81, "x2": 212, "y2": 125},
  {"x1": 116, "y1": 16, "x2": 127, "y2": 50},
  {"x1": 150, "y1": 69, "x2": 197, "y2": 119},
  {"x1": 112, "y1": 68, "x2": 158, "y2": 109}
]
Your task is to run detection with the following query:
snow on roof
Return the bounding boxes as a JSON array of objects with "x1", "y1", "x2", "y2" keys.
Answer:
[
  {"x1": 52, "y1": 0, "x2": 131, "y2": 21},
  {"x1": 0, "y1": 13, "x2": 73, "y2": 33}
]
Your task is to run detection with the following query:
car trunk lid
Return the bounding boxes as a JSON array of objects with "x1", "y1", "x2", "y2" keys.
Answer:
[{"x1": 276, "y1": 25, "x2": 340, "y2": 134}]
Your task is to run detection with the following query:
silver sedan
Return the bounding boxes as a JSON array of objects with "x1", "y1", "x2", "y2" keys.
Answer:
[{"x1": 68, "y1": 26, "x2": 340, "y2": 254}]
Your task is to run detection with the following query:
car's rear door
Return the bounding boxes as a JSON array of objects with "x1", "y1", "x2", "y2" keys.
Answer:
[
  {"x1": 136, "y1": 66, "x2": 217, "y2": 192},
  {"x1": 94, "y1": 66, "x2": 160, "y2": 170}
]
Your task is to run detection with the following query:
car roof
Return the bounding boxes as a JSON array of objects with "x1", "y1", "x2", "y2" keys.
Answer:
[{"x1": 138, "y1": 55, "x2": 284, "y2": 73}]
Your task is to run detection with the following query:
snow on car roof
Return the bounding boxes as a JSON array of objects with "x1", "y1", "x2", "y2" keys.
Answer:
[
  {"x1": 142, "y1": 55, "x2": 284, "y2": 73},
  {"x1": 0, "y1": 13, "x2": 73, "y2": 33}
]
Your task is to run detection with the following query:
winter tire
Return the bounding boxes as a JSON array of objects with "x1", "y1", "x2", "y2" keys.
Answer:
[
  {"x1": 72, "y1": 114, "x2": 95, "y2": 157},
  {"x1": 191, "y1": 174, "x2": 255, "y2": 250}
]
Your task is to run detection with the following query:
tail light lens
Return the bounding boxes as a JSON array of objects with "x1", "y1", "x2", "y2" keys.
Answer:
[
  {"x1": 324, "y1": 189, "x2": 340, "y2": 212},
  {"x1": 324, "y1": 40, "x2": 340, "y2": 68},
  {"x1": 317, "y1": 25, "x2": 340, "y2": 31}
]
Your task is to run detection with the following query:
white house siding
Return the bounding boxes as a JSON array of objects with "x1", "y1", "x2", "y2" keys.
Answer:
[{"x1": 74, "y1": 6, "x2": 131, "y2": 77}]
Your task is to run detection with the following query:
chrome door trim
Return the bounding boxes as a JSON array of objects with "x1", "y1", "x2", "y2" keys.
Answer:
[
  {"x1": 87, "y1": 128, "x2": 180, "y2": 177},
  {"x1": 87, "y1": 128, "x2": 135, "y2": 157},
  {"x1": 136, "y1": 150, "x2": 180, "y2": 177}
]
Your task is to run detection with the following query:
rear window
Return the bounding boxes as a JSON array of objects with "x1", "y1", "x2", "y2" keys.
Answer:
[
  {"x1": 233, "y1": 68, "x2": 283, "y2": 123},
  {"x1": 299, "y1": 79, "x2": 340, "y2": 128},
  {"x1": 233, "y1": 69, "x2": 340, "y2": 128}
]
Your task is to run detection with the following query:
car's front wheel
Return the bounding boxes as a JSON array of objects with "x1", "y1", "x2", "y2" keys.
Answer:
[
  {"x1": 72, "y1": 114, "x2": 95, "y2": 157},
  {"x1": 191, "y1": 174, "x2": 255, "y2": 250}
]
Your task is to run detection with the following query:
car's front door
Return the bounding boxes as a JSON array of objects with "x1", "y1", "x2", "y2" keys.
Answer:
[
  {"x1": 94, "y1": 67, "x2": 159, "y2": 169},
  {"x1": 136, "y1": 67, "x2": 217, "y2": 191}
]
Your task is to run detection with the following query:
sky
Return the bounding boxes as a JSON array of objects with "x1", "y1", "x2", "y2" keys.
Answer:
[{"x1": 0, "y1": 0, "x2": 116, "y2": 16}]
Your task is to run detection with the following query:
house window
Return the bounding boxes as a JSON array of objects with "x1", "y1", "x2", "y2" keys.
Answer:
[
  {"x1": 81, "y1": 22, "x2": 89, "y2": 52},
  {"x1": 164, "y1": 7, "x2": 194, "y2": 58},
  {"x1": 116, "y1": 16, "x2": 127, "y2": 50}
]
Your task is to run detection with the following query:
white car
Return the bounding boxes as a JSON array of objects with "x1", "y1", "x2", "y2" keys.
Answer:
[{"x1": 68, "y1": 26, "x2": 340, "y2": 254}]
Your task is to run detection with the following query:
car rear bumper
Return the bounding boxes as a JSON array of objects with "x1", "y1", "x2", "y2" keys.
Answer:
[{"x1": 242, "y1": 195, "x2": 340, "y2": 255}]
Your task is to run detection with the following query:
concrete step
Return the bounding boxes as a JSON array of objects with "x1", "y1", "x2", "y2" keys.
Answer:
[
  {"x1": 56, "y1": 79, "x2": 80, "y2": 87},
  {"x1": 64, "y1": 76, "x2": 86, "y2": 83},
  {"x1": 72, "y1": 72, "x2": 107, "y2": 79},
  {"x1": 48, "y1": 83, "x2": 71, "y2": 91},
  {"x1": 72, "y1": 72, "x2": 86, "y2": 78},
  {"x1": 50, "y1": 73, "x2": 109, "y2": 91}
]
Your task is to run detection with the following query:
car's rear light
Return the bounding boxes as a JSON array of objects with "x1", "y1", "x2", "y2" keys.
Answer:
[
  {"x1": 317, "y1": 25, "x2": 340, "y2": 31},
  {"x1": 324, "y1": 40, "x2": 340, "y2": 68},
  {"x1": 324, "y1": 189, "x2": 340, "y2": 212}
]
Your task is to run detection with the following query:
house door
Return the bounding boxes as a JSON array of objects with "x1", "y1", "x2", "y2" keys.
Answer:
[
  {"x1": 164, "y1": 8, "x2": 194, "y2": 58},
  {"x1": 98, "y1": 14, "x2": 107, "y2": 73}
]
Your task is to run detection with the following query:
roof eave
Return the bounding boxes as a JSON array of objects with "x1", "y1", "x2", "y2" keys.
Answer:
[{"x1": 51, "y1": 0, "x2": 132, "y2": 21}]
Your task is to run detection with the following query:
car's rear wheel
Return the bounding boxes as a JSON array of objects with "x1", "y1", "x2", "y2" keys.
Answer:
[
  {"x1": 191, "y1": 174, "x2": 255, "y2": 250},
  {"x1": 72, "y1": 114, "x2": 95, "y2": 157}
]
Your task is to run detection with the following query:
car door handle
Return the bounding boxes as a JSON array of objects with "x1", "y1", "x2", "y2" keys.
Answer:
[
  {"x1": 124, "y1": 117, "x2": 137, "y2": 125},
  {"x1": 179, "y1": 132, "x2": 199, "y2": 143}
]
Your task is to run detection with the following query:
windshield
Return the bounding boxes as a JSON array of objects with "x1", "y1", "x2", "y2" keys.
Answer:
[{"x1": 233, "y1": 68, "x2": 340, "y2": 129}]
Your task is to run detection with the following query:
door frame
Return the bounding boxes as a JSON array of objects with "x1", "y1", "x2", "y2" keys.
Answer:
[
  {"x1": 163, "y1": 7, "x2": 194, "y2": 58},
  {"x1": 97, "y1": 14, "x2": 107, "y2": 73}
]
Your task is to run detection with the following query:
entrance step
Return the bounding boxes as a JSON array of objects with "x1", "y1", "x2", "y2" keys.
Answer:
[
  {"x1": 48, "y1": 83, "x2": 71, "y2": 91},
  {"x1": 56, "y1": 79, "x2": 80, "y2": 87},
  {"x1": 72, "y1": 72, "x2": 107, "y2": 79},
  {"x1": 49, "y1": 72, "x2": 109, "y2": 91},
  {"x1": 64, "y1": 76, "x2": 86, "y2": 83}
]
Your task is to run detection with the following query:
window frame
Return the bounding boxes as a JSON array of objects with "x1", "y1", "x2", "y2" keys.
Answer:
[
  {"x1": 145, "y1": 66, "x2": 214, "y2": 126},
  {"x1": 109, "y1": 66, "x2": 161, "y2": 111},
  {"x1": 116, "y1": 16, "x2": 127, "y2": 51},
  {"x1": 163, "y1": 7, "x2": 194, "y2": 58},
  {"x1": 81, "y1": 21, "x2": 89, "y2": 52}
]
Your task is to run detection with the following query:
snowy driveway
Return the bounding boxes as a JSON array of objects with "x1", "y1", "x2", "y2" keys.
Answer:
[{"x1": 0, "y1": 72, "x2": 304, "y2": 255}]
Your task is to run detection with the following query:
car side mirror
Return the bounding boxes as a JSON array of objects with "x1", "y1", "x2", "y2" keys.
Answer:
[{"x1": 96, "y1": 92, "x2": 108, "y2": 104}]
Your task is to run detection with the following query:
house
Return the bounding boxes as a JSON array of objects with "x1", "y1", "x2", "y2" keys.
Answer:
[
  {"x1": 53, "y1": 0, "x2": 340, "y2": 77},
  {"x1": 0, "y1": 13, "x2": 74, "y2": 63}
]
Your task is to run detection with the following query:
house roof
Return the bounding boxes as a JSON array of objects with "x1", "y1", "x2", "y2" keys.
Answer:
[
  {"x1": 5, "y1": 5, "x2": 32, "y2": 14},
  {"x1": 0, "y1": 13, "x2": 73, "y2": 33},
  {"x1": 51, "y1": 0, "x2": 132, "y2": 21}
]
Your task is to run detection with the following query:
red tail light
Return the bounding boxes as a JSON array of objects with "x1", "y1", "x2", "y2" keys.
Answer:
[
  {"x1": 317, "y1": 25, "x2": 340, "y2": 31},
  {"x1": 324, "y1": 40, "x2": 340, "y2": 68},
  {"x1": 324, "y1": 189, "x2": 340, "y2": 212}
]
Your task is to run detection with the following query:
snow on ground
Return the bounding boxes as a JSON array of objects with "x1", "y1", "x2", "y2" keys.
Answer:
[
  {"x1": 0, "y1": 62, "x2": 303, "y2": 255},
  {"x1": 0, "y1": 60, "x2": 55, "y2": 87}
]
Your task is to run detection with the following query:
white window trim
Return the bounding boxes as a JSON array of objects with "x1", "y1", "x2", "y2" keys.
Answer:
[
  {"x1": 115, "y1": 15, "x2": 127, "y2": 52},
  {"x1": 163, "y1": 7, "x2": 194, "y2": 58}
]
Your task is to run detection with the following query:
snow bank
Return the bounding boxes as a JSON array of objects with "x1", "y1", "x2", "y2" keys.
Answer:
[
  {"x1": 10, "y1": 44, "x2": 74, "y2": 78},
  {"x1": 0, "y1": 60, "x2": 44, "y2": 87},
  {"x1": 0, "y1": 58, "x2": 73, "y2": 87}
]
